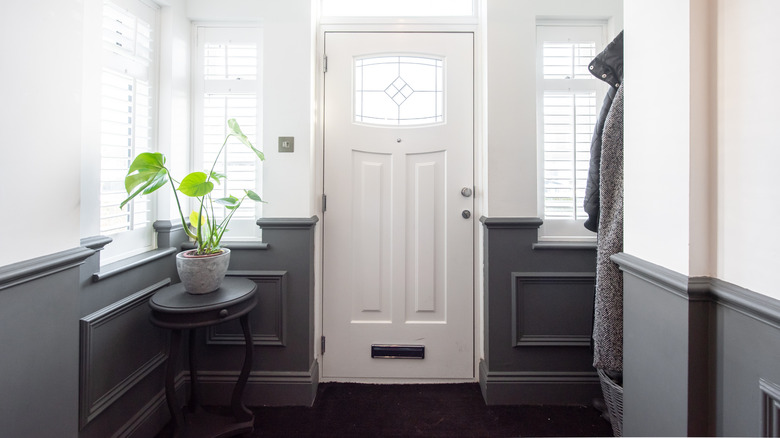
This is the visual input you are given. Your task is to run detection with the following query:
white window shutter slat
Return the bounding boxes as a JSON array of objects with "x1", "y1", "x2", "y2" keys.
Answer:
[{"x1": 99, "y1": 0, "x2": 156, "y2": 236}]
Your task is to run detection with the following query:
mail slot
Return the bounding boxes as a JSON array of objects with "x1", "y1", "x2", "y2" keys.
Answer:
[{"x1": 371, "y1": 344, "x2": 425, "y2": 359}]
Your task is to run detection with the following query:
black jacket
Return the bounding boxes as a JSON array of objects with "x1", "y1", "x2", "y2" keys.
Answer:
[{"x1": 583, "y1": 31, "x2": 624, "y2": 232}]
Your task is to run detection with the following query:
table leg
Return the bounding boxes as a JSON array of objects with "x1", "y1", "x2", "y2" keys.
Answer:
[
  {"x1": 231, "y1": 314, "x2": 254, "y2": 421},
  {"x1": 188, "y1": 328, "x2": 199, "y2": 411},
  {"x1": 165, "y1": 329, "x2": 184, "y2": 436}
]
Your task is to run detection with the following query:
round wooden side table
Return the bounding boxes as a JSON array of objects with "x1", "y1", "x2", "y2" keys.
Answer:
[{"x1": 149, "y1": 277, "x2": 257, "y2": 438}]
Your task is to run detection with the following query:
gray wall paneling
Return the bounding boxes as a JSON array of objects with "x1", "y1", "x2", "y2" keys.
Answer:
[
  {"x1": 0, "y1": 217, "x2": 318, "y2": 438},
  {"x1": 78, "y1": 228, "x2": 181, "y2": 438},
  {"x1": 0, "y1": 247, "x2": 94, "y2": 438},
  {"x1": 614, "y1": 253, "x2": 780, "y2": 437},
  {"x1": 479, "y1": 217, "x2": 599, "y2": 405},
  {"x1": 711, "y1": 278, "x2": 780, "y2": 437},
  {"x1": 193, "y1": 217, "x2": 320, "y2": 407}
]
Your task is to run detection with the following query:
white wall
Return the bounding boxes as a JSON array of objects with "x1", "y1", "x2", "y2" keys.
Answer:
[
  {"x1": 625, "y1": 0, "x2": 780, "y2": 298},
  {"x1": 623, "y1": 1, "x2": 694, "y2": 275},
  {"x1": 158, "y1": 0, "x2": 193, "y2": 223},
  {"x1": 188, "y1": 0, "x2": 314, "y2": 218},
  {"x1": 717, "y1": 0, "x2": 780, "y2": 300},
  {"x1": 484, "y1": 0, "x2": 623, "y2": 218},
  {"x1": 0, "y1": 0, "x2": 84, "y2": 266}
]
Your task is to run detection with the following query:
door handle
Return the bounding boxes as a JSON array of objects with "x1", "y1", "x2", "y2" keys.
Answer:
[{"x1": 461, "y1": 187, "x2": 473, "y2": 197}]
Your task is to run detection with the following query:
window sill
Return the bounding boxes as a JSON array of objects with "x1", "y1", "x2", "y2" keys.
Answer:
[
  {"x1": 92, "y1": 247, "x2": 177, "y2": 282},
  {"x1": 532, "y1": 241, "x2": 597, "y2": 250},
  {"x1": 180, "y1": 241, "x2": 270, "y2": 251}
]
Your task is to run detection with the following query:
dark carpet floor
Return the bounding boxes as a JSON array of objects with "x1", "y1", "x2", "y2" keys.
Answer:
[{"x1": 158, "y1": 383, "x2": 613, "y2": 437}]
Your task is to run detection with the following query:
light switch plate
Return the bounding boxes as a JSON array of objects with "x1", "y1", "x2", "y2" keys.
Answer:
[{"x1": 278, "y1": 136, "x2": 294, "y2": 153}]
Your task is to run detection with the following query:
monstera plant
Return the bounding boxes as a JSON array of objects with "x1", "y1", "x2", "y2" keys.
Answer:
[{"x1": 120, "y1": 119, "x2": 264, "y2": 293}]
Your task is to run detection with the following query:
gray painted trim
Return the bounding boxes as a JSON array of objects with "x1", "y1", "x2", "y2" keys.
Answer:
[
  {"x1": 92, "y1": 248, "x2": 177, "y2": 282},
  {"x1": 614, "y1": 253, "x2": 780, "y2": 329},
  {"x1": 611, "y1": 252, "x2": 689, "y2": 299},
  {"x1": 196, "y1": 359, "x2": 320, "y2": 407},
  {"x1": 0, "y1": 246, "x2": 94, "y2": 291},
  {"x1": 181, "y1": 241, "x2": 270, "y2": 250},
  {"x1": 480, "y1": 216, "x2": 544, "y2": 229},
  {"x1": 256, "y1": 216, "x2": 320, "y2": 229},
  {"x1": 79, "y1": 278, "x2": 171, "y2": 429},
  {"x1": 710, "y1": 277, "x2": 780, "y2": 331},
  {"x1": 208, "y1": 271, "x2": 288, "y2": 346},
  {"x1": 81, "y1": 236, "x2": 113, "y2": 251},
  {"x1": 479, "y1": 360, "x2": 600, "y2": 405},
  {"x1": 511, "y1": 272, "x2": 596, "y2": 347},
  {"x1": 760, "y1": 378, "x2": 780, "y2": 437},
  {"x1": 116, "y1": 372, "x2": 187, "y2": 438},
  {"x1": 482, "y1": 368, "x2": 599, "y2": 383},
  {"x1": 532, "y1": 241, "x2": 597, "y2": 250},
  {"x1": 152, "y1": 220, "x2": 184, "y2": 233}
]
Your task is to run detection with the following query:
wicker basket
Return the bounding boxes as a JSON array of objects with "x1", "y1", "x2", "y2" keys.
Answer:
[{"x1": 597, "y1": 369, "x2": 624, "y2": 437}]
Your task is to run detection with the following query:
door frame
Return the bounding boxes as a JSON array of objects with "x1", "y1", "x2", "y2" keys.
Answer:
[{"x1": 314, "y1": 20, "x2": 486, "y2": 383}]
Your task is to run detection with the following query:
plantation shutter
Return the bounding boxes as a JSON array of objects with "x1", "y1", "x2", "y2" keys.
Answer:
[
  {"x1": 537, "y1": 26, "x2": 603, "y2": 223},
  {"x1": 99, "y1": 0, "x2": 156, "y2": 235},
  {"x1": 195, "y1": 28, "x2": 261, "y2": 231}
]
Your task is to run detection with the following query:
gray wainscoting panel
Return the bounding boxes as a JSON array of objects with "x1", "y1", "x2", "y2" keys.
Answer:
[
  {"x1": 0, "y1": 247, "x2": 93, "y2": 438},
  {"x1": 615, "y1": 253, "x2": 693, "y2": 437},
  {"x1": 712, "y1": 278, "x2": 780, "y2": 437},
  {"x1": 192, "y1": 217, "x2": 320, "y2": 407},
  {"x1": 480, "y1": 217, "x2": 598, "y2": 405},
  {"x1": 79, "y1": 279, "x2": 170, "y2": 428},
  {"x1": 208, "y1": 271, "x2": 288, "y2": 346},
  {"x1": 614, "y1": 252, "x2": 780, "y2": 437},
  {"x1": 760, "y1": 379, "x2": 780, "y2": 437},
  {"x1": 78, "y1": 236, "x2": 180, "y2": 438},
  {"x1": 512, "y1": 272, "x2": 596, "y2": 347}
]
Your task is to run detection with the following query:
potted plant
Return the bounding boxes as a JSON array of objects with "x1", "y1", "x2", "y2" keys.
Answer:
[{"x1": 120, "y1": 119, "x2": 264, "y2": 294}]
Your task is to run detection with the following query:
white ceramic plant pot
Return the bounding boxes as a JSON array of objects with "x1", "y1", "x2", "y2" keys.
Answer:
[{"x1": 176, "y1": 248, "x2": 231, "y2": 294}]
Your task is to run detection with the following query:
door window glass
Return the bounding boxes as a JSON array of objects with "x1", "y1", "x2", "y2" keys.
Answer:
[{"x1": 354, "y1": 55, "x2": 444, "y2": 126}]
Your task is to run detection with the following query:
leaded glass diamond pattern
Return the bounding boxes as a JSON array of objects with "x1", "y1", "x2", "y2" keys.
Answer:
[
  {"x1": 385, "y1": 77, "x2": 414, "y2": 105},
  {"x1": 354, "y1": 55, "x2": 444, "y2": 126}
]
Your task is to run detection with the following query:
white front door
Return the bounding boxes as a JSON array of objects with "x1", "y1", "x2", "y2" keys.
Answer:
[{"x1": 322, "y1": 32, "x2": 474, "y2": 380}]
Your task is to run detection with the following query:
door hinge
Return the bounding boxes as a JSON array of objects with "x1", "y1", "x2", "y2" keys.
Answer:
[
  {"x1": 323, "y1": 55, "x2": 328, "y2": 73},
  {"x1": 322, "y1": 194, "x2": 327, "y2": 212},
  {"x1": 321, "y1": 336, "x2": 326, "y2": 354}
]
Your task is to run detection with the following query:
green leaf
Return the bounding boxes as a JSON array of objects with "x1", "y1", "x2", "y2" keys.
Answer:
[
  {"x1": 209, "y1": 171, "x2": 227, "y2": 183},
  {"x1": 128, "y1": 152, "x2": 166, "y2": 174},
  {"x1": 216, "y1": 195, "x2": 240, "y2": 210},
  {"x1": 245, "y1": 189, "x2": 264, "y2": 202},
  {"x1": 227, "y1": 118, "x2": 245, "y2": 137},
  {"x1": 178, "y1": 172, "x2": 214, "y2": 197},
  {"x1": 142, "y1": 172, "x2": 168, "y2": 195},
  {"x1": 227, "y1": 118, "x2": 265, "y2": 161},
  {"x1": 120, "y1": 153, "x2": 169, "y2": 209},
  {"x1": 249, "y1": 145, "x2": 265, "y2": 161}
]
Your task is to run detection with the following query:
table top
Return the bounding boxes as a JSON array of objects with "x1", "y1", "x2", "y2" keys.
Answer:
[
  {"x1": 150, "y1": 277, "x2": 257, "y2": 314},
  {"x1": 149, "y1": 277, "x2": 257, "y2": 329}
]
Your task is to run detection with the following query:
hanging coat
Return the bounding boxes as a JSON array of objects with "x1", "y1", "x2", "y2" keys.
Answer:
[
  {"x1": 583, "y1": 31, "x2": 623, "y2": 232},
  {"x1": 592, "y1": 83, "x2": 624, "y2": 372}
]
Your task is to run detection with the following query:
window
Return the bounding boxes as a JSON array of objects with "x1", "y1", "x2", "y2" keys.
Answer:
[
  {"x1": 98, "y1": 0, "x2": 159, "y2": 260},
  {"x1": 536, "y1": 23, "x2": 605, "y2": 240},
  {"x1": 194, "y1": 26, "x2": 262, "y2": 240},
  {"x1": 321, "y1": 0, "x2": 473, "y2": 17},
  {"x1": 354, "y1": 55, "x2": 444, "y2": 126}
]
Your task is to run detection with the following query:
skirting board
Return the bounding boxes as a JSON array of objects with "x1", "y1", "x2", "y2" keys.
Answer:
[
  {"x1": 121, "y1": 372, "x2": 187, "y2": 438},
  {"x1": 478, "y1": 360, "x2": 600, "y2": 406},
  {"x1": 193, "y1": 360, "x2": 320, "y2": 407}
]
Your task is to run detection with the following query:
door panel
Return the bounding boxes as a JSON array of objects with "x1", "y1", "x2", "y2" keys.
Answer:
[{"x1": 323, "y1": 32, "x2": 474, "y2": 379}]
